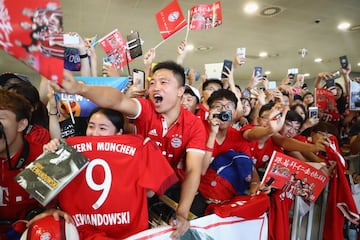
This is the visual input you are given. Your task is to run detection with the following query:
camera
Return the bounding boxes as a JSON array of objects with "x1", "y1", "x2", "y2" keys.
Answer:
[{"x1": 213, "y1": 110, "x2": 232, "y2": 122}]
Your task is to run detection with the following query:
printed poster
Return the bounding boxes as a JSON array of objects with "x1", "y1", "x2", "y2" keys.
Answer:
[
  {"x1": 189, "y1": 1, "x2": 222, "y2": 30},
  {"x1": 315, "y1": 88, "x2": 340, "y2": 123},
  {"x1": 55, "y1": 76, "x2": 130, "y2": 117},
  {"x1": 261, "y1": 151, "x2": 329, "y2": 202},
  {"x1": 0, "y1": 0, "x2": 64, "y2": 83},
  {"x1": 98, "y1": 29, "x2": 132, "y2": 70},
  {"x1": 349, "y1": 80, "x2": 360, "y2": 111}
]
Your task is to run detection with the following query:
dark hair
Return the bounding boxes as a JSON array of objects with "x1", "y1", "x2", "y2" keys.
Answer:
[
  {"x1": 285, "y1": 110, "x2": 304, "y2": 127},
  {"x1": 152, "y1": 61, "x2": 185, "y2": 86},
  {"x1": 0, "y1": 88, "x2": 32, "y2": 122},
  {"x1": 88, "y1": 107, "x2": 124, "y2": 133},
  {"x1": 202, "y1": 79, "x2": 223, "y2": 91},
  {"x1": 259, "y1": 102, "x2": 275, "y2": 117},
  {"x1": 5, "y1": 82, "x2": 49, "y2": 128},
  {"x1": 207, "y1": 89, "x2": 238, "y2": 109},
  {"x1": 303, "y1": 92, "x2": 313, "y2": 98},
  {"x1": 311, "y1": 121, "x2": 339, "y2": 141},
  {"x1": 290, "y1": 103, "x2": 307, "y2": 120}
]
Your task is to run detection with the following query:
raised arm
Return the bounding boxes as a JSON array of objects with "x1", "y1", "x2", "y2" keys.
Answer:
[{"x1": 50, "y1": 70, "x2": 139, "y2": 117}]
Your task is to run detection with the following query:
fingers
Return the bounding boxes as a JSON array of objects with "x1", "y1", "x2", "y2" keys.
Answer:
[{"x1": 170, "y1": 216, "x2": 190, "y2": 239}]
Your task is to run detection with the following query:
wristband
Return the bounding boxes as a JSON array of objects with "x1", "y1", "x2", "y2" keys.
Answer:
[
  {"x1": 48, "y1": 112, "x2": 58, "y2": 116},
  {"x1": 79, "y1": 53, "x2": 88, "y2": 59},
  {"x1": 205, "y1": 146, "x2": 213, "y2": 152}
]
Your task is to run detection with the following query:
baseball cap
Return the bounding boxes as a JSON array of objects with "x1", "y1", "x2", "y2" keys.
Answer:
[
  {"x1": 0, "y1": 72, "x2": 31, "y2": 86},
  {"x1": 184, "y1": 84, "x2": 201, "y2": 103}
]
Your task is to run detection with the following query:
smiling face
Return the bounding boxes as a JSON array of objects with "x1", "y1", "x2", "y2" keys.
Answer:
[
  {"x1": 280, "y1": 120, "x2": 301, "y2": 138},
  {"x1": 181, "y1": 93, "x2": 198, "y2": 113},
  {"x1": 148, "y1": 68, "x2": 184, "y2": 114},
  {"x1": 86, "y1": 112, "x2": 119, "y2": 136}
]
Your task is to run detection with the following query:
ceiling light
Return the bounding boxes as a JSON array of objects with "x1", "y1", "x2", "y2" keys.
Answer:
[
  {"x1": 264, "y1": 71, "x2": 271, "y2": 75},
  {"x1": 338, "y1": 22, "x2": 351, "y2": 30},
  {"x1": 259, "y1": 52, "x2": 268, "y2": 57},
  {"x1": 185, "y1": 44, "x2": 194, "y2": 51},
  {"x1": 357, "y1": 62, "x2": 360, "y2": 66},
  {"x1": 314, "y1": 58, "x2": 322, "y2": 63},
  {"x1": 303, "y1": 73, "x2": 310, "y2": 77},
  {"x1": 244, "y1": 3, "x2": 258, "y2": 14}
]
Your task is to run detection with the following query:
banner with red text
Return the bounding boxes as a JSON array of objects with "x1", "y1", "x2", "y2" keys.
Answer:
[
  {"x1": 126, "y1": 213, "x2": 268, "y2": 240},
  {"x1": 261, "y1": 151, "x2": 329, "y2": 202},
  {"x1": 155, "y1": 0, "x2": 187, "y2": 40},
  {"x1": 315, "y1": 88, "x2": 340, "y2": 123},
  {"x1": 98, "y1": 29, "x2": 132, "y2": 70},
  {"x1": 0, "y1": 0, "x2": 64, "y2": 83},
  {"x1": 189, "y1": 1, "x2": 222, "y2": 30}
]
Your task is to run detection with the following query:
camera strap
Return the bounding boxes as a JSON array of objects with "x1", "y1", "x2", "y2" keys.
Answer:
[{"x1": 4, "y1": 135, "x2": 30, "y2": 170}]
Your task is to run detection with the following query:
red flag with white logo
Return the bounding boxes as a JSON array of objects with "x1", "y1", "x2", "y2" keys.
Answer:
[
  {"x1": 189, "y1": 1, "x2": 222, "y2": 30},
  {"x1": 155, "y1": 0, "x2": 187, "y2": 40}
]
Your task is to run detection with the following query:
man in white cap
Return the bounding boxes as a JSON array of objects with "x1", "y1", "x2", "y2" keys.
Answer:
[{"x1": 181, "y1": 84, "x2": 201, "y2": 114}]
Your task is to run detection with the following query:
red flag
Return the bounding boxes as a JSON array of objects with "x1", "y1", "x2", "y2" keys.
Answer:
[
  {"x1": 189, "y1": 1, "x2": 222, "y2": 30},
  {"x1": 98, "y1": 29, "x2": 132, "y2": 70},
  {"x1": 155, "y1": 0, "x2": 187, "y2": 39},
  {"x1": 0, "y1": 0, "x2": 64, "y2": 84}
]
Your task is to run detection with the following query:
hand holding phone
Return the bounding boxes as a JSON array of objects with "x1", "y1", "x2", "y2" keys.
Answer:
[
  {"x1": 221, "y1": 59, "x2": 232, "y2": 78},
  {"x1": 308, "y1": 107, "x2": 318, "y2": 119},
  {"x1": 133, "y1": 69, "x2": 145, "y2": 89},
  {"x1": 254, "y1": 66, "x2": 262, "y2": 77},
  {"x1": 339, "y1": 55, "x2": 348, "y2": 69}
]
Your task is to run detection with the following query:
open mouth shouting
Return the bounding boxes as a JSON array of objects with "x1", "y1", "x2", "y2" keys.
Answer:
[{"x1": 153, "y1": 94, "x2": 163, "y2": 104}]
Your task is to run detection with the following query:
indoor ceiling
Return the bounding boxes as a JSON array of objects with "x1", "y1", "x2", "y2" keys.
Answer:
[{"x1": 1, "y1": 0, "x2": 360, "y2": 88}]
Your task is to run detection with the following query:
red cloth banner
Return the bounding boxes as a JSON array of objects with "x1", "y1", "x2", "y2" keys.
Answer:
[
  {"x1": 98, "y1": 29, "x2": 132, "y2": 70},
  {"x1": 262, "y1": 151, "x2": 329, "y2": 202},
  {"x1": 155, "y1": 0, "x2": 187, "y2": 40},
  {"x1": 315, "y1": 88, "x2": 340, "y2": 123},
  {"x1": 189, "y1": 1, "x2": 222, "y2": 30},
  {"x1": 0, "y1": 0, "x2": 64, "y2": 84}
]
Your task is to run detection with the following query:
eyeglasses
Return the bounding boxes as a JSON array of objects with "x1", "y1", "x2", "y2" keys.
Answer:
[
  {"x1": 204, "y1": 87, "x2": 220, "y2": 92},
  {"x1": 211, "y1": 102, "x2": 235, "y2": 111},
  {"x1": 285, "y1": 121, "x2": 300, "y2": 132}
]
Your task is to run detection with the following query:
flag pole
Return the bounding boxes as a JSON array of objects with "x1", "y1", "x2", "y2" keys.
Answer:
[
  {"x1": 185, "y1": 10, "x2": 191, "y2": 43},
  {"x1": 154, "y1": 24, "x2": 187, "y2": 49}
]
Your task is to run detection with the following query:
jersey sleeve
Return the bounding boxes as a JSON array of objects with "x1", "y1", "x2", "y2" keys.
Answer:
[
  {"x1": 138, "y1": 138, "x2": 178, "y2": 195},
  {"x1": 186, "y1": 117, "x2": 206, "y2": 152}
]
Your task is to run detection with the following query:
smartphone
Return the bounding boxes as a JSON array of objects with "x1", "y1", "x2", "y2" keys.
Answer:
[
  {"x1": 339, "y1": 55, "x2": 348, "y2": 69},
  {"x1": 308, "y1": 106, "x2": 318, "y2": 118},
  {"x1": 133, "y1": 69, "x2": 145, "y2": 89},
  {"x1": 127, "y1": 31, "x2": 142, "y2": 59},
  {"x1": 221, "y1": 59, "x2": 232, "y2": 78},
  {"x1": 254, "y1": 66, "x2": 262, "y2": 77},
  {"x1": 236, "y1": 47, "x2": 246, "y2": 64},
  {"x1": 63, "y1": 34, "x2": 80, "y2": 44},
  {"x1": 268, "y1": 81, "x2": 277, "y2": 89}
]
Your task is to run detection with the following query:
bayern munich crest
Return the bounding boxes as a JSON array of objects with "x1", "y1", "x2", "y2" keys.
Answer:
[
  {"x1": 168, "y1": 11, "x2": 180, "y2": 22},
  {"x1": 171, "y1": 136, "x2": 182, "y2": 148}
]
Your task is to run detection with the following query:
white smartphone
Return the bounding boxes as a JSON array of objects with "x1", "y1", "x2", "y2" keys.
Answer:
[
  {"x1": 133, "y1": 69, "x2": 145, "y2": 89},
  {"x1": 63, "y1": 34, "x2": 80, "y2": 45},
  {"x1": 268, "y1": 81, "x2": 277, "y2": 89},
  {"x1": 236, "y1": 47, "x2": 246, "y2": 64},
  {"x1": 308, "y1": 106, "x2": 318, "y2": 118}
]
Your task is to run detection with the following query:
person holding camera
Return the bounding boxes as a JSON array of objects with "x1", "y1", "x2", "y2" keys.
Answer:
[{"x1": 0, "y1": 89, "x2": 44, "y2": 239}]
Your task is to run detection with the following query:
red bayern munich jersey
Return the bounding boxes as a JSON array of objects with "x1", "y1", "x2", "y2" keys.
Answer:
[
  {"x1": 196, "y1": 103, "x2": 209, "y2": 121},
  {"x1": 131, "y1": 98, "x2": 206, "y2": 173},
  {"x1": 203, "y1": 121, "x2": 252, "y2": 157},
  {"x1": 60, "y1": 135, "x2": 178, "y2": 239},
  {"x1": 0, "y1": 140, "x2": 43, "y2": 222},
  {"x1": 240, "y1": 124, "x2": 282, "y2": 168}
]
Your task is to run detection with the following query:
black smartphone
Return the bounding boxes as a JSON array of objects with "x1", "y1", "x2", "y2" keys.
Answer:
[
  {"x1": 254, "y1": 66, "x2": 262, "y2": 77},
  {"x1": 339, "y1": 55, "x2": 348, "y2": 69},
  {"x1": 132, "y1": 69, "x2": 145, "y2": 89},
  {"x1": 126, "y1": 31, "x2": 142, "y2": 59},
  {"x1": 221, "y1": 59, "x2": 232, "y2": 78}
]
